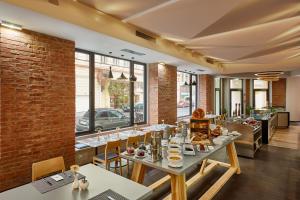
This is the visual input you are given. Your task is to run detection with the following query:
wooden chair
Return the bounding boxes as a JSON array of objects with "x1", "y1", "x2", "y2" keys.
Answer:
[
  {"x1": 93, "y1": 140, "x2": 123, "y2": 176},
  {"x1": 32, "y1": 156, "x2": 65, "y2": 181},
  {"x1": 143, "y1": 131, "x2": 151, "y2": 145},
  {"x1": 126, "y1": 135, "x2": 140, "y2": 175}
]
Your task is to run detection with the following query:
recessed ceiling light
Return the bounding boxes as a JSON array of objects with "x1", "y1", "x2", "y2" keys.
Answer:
[{"x1": 0, "y1": 20, "x2": 22, "y2": 30}]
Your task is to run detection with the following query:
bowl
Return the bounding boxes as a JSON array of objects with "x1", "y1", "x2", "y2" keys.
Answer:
[{"x1": 167, "y1": 155, "x2": 183, "y2": 166}]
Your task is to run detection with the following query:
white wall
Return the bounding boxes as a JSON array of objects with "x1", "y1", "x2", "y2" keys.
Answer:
[{"x1": 286, "y1": 76, "x2": 300, "y2": 121}]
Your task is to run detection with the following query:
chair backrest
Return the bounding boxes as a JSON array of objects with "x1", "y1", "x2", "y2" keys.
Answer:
[
  {"x1": 32, "y1": 156, "x2": 65, "y2": 181},
  {"x1": 126, "y1": 135, "x2": 140, "y2": 148},
  {"x1": 105, "y1": 140, "x2": 121, "y2": 160},
  {"x1": 143, "y1": 132, "x2": 151, "y2": 145}
]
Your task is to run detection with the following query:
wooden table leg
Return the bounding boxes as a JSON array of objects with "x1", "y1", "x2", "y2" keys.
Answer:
[
  {"x1": 131, "y1": 162, "x2": 146, "y2": 184},
  {"x1": 226, "y1": 142, "x2": 241, "y2": 174},
  {"x1": 170, "y1": 174, "x2": 187, "y2": 200}
]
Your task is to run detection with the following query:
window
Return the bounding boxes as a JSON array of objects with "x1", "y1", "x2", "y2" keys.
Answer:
[
  {"x1": 253, "y1": 80, "x2": 269, "y2": 109},
  {"x1": 177, "y1": 71, "x2": 197, "y2": 117},
  {"x1": 214, "y1": 78, "x2": 221, "y2": 115},
  {"x1": 133, "y1": 63, "x2": 146, "y2": 123},
  {"x1": 75, "y1": 52, "x2": 90, "y2": 133},
  {"x1": 230, "y1": 79, "x2": 243, "y2": 116},
  {"x1": 75, "y1": 49, "x2": 147, "y2": 135}
]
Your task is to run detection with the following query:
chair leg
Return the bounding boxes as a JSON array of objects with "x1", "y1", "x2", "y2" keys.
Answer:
[
  {"x1": 127, "y1": 159, "x2": 130, "y2": 177},
  {"x1": 106, "y1": 161, "x2": 110, "y2": 171},
  {"x1": 114, "y1": 160, "x2": 117, "y2": 173},
  {"x1": 119, "y1": 158, "x2": 123, "y2": 176}
]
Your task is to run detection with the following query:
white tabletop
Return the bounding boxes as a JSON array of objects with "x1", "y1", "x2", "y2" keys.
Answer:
[
  {"x1": 78, "y1": 130, "x2": 147, "y2": 148},
  {"x1": 0, "y1": 164, "x2": 152, "y2": 200}
]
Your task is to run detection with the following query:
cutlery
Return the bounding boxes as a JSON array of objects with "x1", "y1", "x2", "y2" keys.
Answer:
[
  {"x1": 107, "y1": 196, "x2": 116, "y2": 200},
  {"x1": 43, "y1": 178, "x2": 52, "y2": 186}
]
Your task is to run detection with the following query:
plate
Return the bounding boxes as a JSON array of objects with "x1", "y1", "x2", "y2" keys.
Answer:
[
  {"x1": 135, "y1": 154, "x2": 146, "y2": 159},
  {"x1": 125, "y1": 152, "x2": 135, "y2": 156},
  {"x1": 168, "y1": 162, "x2": 183, "y2": 168}
]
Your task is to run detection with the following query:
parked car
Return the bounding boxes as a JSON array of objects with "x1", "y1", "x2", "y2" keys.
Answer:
[
  {"x1": 134, "y1": 102, "x2": 144, "y2": 112},
  {"x1": 177, "y1": 100, "x2": 190, "y2": 108},
  {"x1": 76, "y1": 108, "x2": 130, "y2": 132}
]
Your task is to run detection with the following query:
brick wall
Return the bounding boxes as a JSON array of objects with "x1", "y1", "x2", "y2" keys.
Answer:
[
  {"x1": 148, "y1": 63, "x2": 177, "y2": 124},
  {"x1": 272, "y1": 78, "x2": 286, "y2": 107},
  {"x1": 0, "y1": 27, "x2": 75, "y2": 191},
  {"x1": 199, "y1": 74, "x2": 214, "y2": 113}
]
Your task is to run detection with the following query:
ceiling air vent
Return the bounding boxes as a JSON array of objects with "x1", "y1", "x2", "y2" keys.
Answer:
[
  {"x1": 197, "y1": 69, "x2": 205, "y2": 72},
  {"x1": 205, "y1": 57, "x2": 215, "y2": 64},
  {"x1": 120, "y1": 49, "x2": 146, "y2": 56},
  {"x1": 136, "y1": 31, "x2": 156, "y2": 42}
]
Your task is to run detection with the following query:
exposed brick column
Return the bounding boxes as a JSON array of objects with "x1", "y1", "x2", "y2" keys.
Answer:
[
  {"x1": 272, "y1": 78, "x2": 286, "y2": 107},
  {"x1": 0, "y1": 27, "x2": 75, "y2": 191},
  {"x1": 198, "y1": 74, "x2": 214, "y2": 113},
  {"x1": 148, "y1": 63, "x2": 177, "y2": 125}
]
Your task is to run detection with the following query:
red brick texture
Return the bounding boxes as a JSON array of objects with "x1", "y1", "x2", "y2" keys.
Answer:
[
  {"x1": 0, "y1": 27, "x2": 75, "y2": 191},
  {"x1": 148, "y1": 63, "x2": 177, "y2": 124},
  {"x1": 198, "y1": 75, "x2": 214, "y2": 113},
  {"x1": 272, "y1": 78, "x2": 286, "y2": 107}
]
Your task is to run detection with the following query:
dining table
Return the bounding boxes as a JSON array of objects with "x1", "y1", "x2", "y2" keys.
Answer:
[
  {"x1": 121, "y1": 134, "x2": 241, "y2": 200},
  {"x1": 0, "y1": 164, "x2": 152, "y2": 200}
]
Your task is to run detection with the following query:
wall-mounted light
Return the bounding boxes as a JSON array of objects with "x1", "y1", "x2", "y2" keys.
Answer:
[{"x1": 1, "y1": 20, "x2": 22, "y2": 30}]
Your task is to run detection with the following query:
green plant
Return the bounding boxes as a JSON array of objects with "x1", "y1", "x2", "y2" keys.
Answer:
[{"x1": 108, "y1": 80, "x2": 129, "y2": 108}]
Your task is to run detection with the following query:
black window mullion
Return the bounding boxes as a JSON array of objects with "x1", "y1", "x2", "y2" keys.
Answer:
[
  {"x1": 89, "y1": 53, "x2": 95, "y2": 132},
  {"x1": 189, "y1": 74, "x2": 192, "y2": 115}
]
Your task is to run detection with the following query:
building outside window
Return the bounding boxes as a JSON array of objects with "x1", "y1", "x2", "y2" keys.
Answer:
[
  {"x1": 177, "y1": 71, "x2": 197, "y2": 117},
  {"x1": 230, "y1": 79, "x2": 243, "y2": 116},
  {"x1": 75, "y1": 52, "x2": 90, "y2": 132},
  {"x1": 253, "y1": 80, "x2": 269, "y2": 109},
  {"x1": 75, "y1": 50, "x2": 147, "y2": 135},
  {"x1": 214, "y1": 78, "x2": 221, "y2": 115}
]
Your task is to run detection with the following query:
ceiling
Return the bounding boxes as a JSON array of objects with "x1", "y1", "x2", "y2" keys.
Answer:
[
  {"x1": 78, "y1": 0, "x2": 300, "y2": 74},
  {"x1": 0, "y1": 1, "x2": 212, "y2": 74}
]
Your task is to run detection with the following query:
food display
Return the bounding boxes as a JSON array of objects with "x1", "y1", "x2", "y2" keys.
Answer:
[
  {"x1": 190, "y1": 118, "x2": 210, "y2": 144},
  {"x1": 135, "y1": 149, "x2": 146, "y2": 158},
  {"x1": 126, "y1": 147, "x2": 135, "y2": 155},
  {"x1": 242, "y1": 117, "x2": 261, "y2": 130},
  {"x1": 211, "y1": 125, "x2": 222, "y2": 137},
  {"x1": 192, "y1": 108, "x2": 205, "y2": 119}
]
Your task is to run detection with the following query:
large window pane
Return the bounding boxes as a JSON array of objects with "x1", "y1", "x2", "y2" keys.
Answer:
[
  {"x1": 255, "y1": 91, "x2": 268, "y2": 109},
  {"x1": 215, "y1": 90, "x2": 220, "y2": 115},
  {"x1": 134, "y1": 63, "x2": 145, "y2": 123},
  {"x1": 177, "y1": 72, "x2": 190, "y2": 117},
  {"x1": 254, "y1": 80, "x2": 268, "y2": 89},
  {"x1": 215, "y1": 78, "x2": 221, "y2": 115},
  {"x1": 231, "y1": 91, "x2": 242, "y2": 116},
  {"x1": 230, "y1": 79, "x2": 242, "y2": 89},
  {"x1": 94, "y1": 54, "x2": 130, "y2": 131},
  {"x1": 75, "y1": 52, "x2": 90, "y2": 132},
  {"x1": 191, "y1": 75, "x2": 197, "y2": 112}
]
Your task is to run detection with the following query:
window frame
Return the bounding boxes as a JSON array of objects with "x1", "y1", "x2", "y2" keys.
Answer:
[
  {"x1": 177, "y1": 71, "x2": 198, "y2": 118},
  {"x1": 75, "y1": 49, "x2": 147, "y2": 136},
  {"x1": 229, "y1": 79, "x2": 243, "y2": 117},
  {"x1": 252, "y1": 80, "x2": 269, "y2": 109},
  {"x1": 214, "y1": 78, "x2": 222, "y2": 115}
]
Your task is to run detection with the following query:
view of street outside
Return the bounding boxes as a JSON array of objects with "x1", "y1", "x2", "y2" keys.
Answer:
[{"x1": 75, "y1": 52, "x2": 145, "y2": 132}]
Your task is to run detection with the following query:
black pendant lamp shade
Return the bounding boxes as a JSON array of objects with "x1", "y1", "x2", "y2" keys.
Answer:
[
  {"x1": 192, "y1": 80, "x2": 197, "y2": 85},
  {"x1": 129, "y1": 74, "x2": 137, "y2": 82},
  {"x1": 108, "y1": 66, "x2": 114, "y2": 79},
  {"x1": 184, "y1": 81, "x2": 189, "y2": 86},
  {"x1": 118, "y1": 72, "x2": 127, "y2": 80}
]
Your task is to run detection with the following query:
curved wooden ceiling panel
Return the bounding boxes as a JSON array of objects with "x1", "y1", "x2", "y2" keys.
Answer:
[{"x1": 78, "y1": 0, "x2": 300, "y2": 73}]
